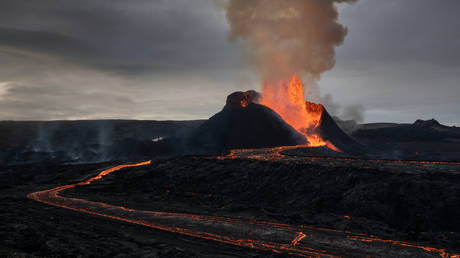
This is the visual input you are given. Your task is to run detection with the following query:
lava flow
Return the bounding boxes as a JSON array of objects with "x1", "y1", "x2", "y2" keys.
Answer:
[
  {"x1": 28, "y1": 159, "x2": 459, "y2": 257},
  {"x1": 221, "y1": 145, "x2": 460, "y2": 167},
  {"x1": 261, "y1": 74, "x2": 338, "y2": 150}
]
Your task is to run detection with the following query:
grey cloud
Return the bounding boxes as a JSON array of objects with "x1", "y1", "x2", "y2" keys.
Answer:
[
  {"x1": 0, "y1": 0, "x2": 240, "y2": 75},
  {"x1": 320, "y1": 0, "x2": 460, "y2": 125},
  {"x1": 0, "y1": 0, "x2": 459, "y2": 124},
  {"x1": 0, "y1": 81, "x2": 133, "y2": 120},
  {"x1": 0, "y1": 26, "x2": 95, "y2": 61},
  {"x1": 0, "y1": 0, "x2": 243, "y2": 120},
  {"x1": 337, "y1": 0, "x2": 460, "y2": 66}
]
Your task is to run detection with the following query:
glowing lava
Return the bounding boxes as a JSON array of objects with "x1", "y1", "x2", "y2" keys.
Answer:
[
  {"x1": 27, "y1": 159, "x2": 459, "y2": 257},
  {"x1": 261, "y1": 74, "x2": 337, "y2": 150},
  {"x1": 291, "y1": 232, "x2": 307, "y2": 246}
]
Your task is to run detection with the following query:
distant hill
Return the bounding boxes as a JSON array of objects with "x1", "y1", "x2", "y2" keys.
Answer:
[{"x1": 351, "y1": 119, "x2": 460, "y2": 161}]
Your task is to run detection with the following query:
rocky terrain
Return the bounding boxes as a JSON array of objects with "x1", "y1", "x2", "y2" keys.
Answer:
[
  {"x1": 190, "y1": 91, "x2": 306, "y2": 153},
  {"x1": 2, "y1": 149, "x2": 460, "y2": 257},
  {"x1": 351, "y1": 119, "x2": 460, "y2": 161},
  {"x1": 1, "y1": 114, "x2": 460, "y2": 257},
  {"x1": 0, "y1": 162, "x2": 279, "y2": 258},
  {"x1": 0, "y1": 120, "x2": 204, "y2": 165},
  {"x1": 64, "y1": 155, "x2": 460, "y2": 234}
]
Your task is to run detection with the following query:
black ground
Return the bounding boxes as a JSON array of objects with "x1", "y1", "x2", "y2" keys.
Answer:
[
  {"x1": 63, "y1": 156, "x2": 460, "y2": 243},
  {"x1": 1, "y1": 117, "x2": 460, "y2": 257},
  {"x1": 2, "y1": 152, "x2": 459, "y2": 257},
  {"x1": 0, "y1": 162, "x2": 280, "y2": 258}
]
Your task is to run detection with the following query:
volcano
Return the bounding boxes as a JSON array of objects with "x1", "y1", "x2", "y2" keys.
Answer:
[
  {"x1": 304, "y1": 102, "x2": 365, "y2": 154},
  {"x1": 190, "y1": 90, "x2": 363, "y2": 154},
  {"x1": 190, "y1": 91, "x2": 307, "y2": 153}
]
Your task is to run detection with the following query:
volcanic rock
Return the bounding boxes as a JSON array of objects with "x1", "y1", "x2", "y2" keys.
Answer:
[
  {"x1": 309, "y1": 103, "x2": 365, "y2": 154},
  {"x1": 352, "y1": 118, "x2": 460, "y2": 161},
  {"x1": 190, "y1": 91, "x2": 307, "y2": 152},
  {"x1": 224, "y1": 90, "x2": 261, "y2": 109},
  {"x1": 413, "y1": 118, "x2": 441, "y2": 128}
]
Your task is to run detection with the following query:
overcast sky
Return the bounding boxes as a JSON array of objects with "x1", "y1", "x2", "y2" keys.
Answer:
[{"x1": 0, "y1": 0, "x2": 459, "y2": 125}]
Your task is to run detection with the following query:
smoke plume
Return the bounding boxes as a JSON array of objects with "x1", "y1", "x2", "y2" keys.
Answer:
[
  {"x1": 225, "y1": 0, "x2": 356, "y2": 82},
  {"x1": 342, "y1": 104, "x2": 365, "y2": 123}
]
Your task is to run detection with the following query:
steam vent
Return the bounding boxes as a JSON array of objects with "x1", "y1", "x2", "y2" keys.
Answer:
[{"x1": 191, "y1": 90, "x2": 307, "y2": 152}]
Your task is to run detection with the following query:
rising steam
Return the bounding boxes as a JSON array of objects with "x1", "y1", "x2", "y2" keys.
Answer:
[
  {"x1": 342, "y1": 104, "x2": 365, "y2": 123},
  {"x1": 225, "y1": 0, "x2": 356, "y2": 82}
]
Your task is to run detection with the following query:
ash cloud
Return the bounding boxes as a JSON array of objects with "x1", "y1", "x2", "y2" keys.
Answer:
[{"x1": 225, "y1": 0, "x2": 357, "y2": 82}]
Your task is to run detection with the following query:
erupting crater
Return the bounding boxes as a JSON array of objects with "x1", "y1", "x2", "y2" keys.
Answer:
[
  {"x1": 190, "y1": 74, "x2": 362, "y2": 154},
  {"x1": 260, "y1": 74, "x2": 365, "y2": 154},
  {"x1": 190, "y1": 74, "x2": 363, "y2": 154},
  {"x1": 261, "y1": 74, "x2": 330, "y2": 147}
]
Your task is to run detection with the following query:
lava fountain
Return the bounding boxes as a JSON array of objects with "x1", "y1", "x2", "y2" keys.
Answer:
[{"x1": 261, "y1": 74, "x2": 339, "y2": 151}]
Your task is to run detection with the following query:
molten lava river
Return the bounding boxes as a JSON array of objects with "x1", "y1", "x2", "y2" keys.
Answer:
[{"x1": 27, "y1": 152, "x2": 460, "y2": 257}]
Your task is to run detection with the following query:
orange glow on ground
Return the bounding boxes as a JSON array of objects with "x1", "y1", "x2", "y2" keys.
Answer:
[{"x1": 27, "y1": 159, "x2": 459, "y2": 257}]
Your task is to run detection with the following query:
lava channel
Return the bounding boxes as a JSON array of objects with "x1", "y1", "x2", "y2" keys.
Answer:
[{"x1": 27, "y1": 160, "x2": 459, "y2": 257}]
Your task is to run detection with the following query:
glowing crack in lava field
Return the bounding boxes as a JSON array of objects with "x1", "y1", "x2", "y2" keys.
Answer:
[{"x1": 27, "y1": 155, "x2": 460, "y2": 257}]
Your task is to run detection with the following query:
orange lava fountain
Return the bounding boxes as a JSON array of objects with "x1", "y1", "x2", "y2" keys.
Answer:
[{"x1": 260, "y1": 74, "x2": 337, "y2": 150}]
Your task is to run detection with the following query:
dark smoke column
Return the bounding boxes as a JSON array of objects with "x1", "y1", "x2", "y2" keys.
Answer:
[{"x1": 225, "y1": 0, "x2": 357, "y2": 82}]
